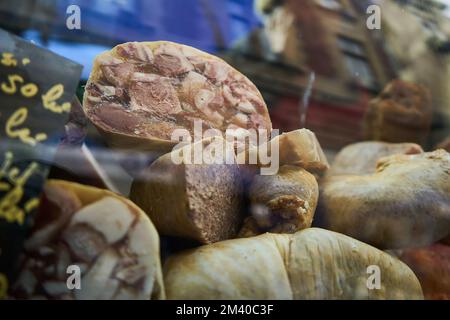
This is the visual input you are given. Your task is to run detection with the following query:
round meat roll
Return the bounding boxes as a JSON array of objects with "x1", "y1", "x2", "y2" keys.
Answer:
[
  {"x1": 164, "y1": 228, "x2": 423, "y2": 300},
  {"x1": 11, "y1": 180, "x2": 165, "y2": 300},
  {"x1": 83, "y1": 41, "x2": 272, "y2": 152},
  {"x1": 316, "y1": 149, "x2": 450, "y2": 249},
  {"x1": 239, "y1": 165, "x2": 318, "y2": 237}
]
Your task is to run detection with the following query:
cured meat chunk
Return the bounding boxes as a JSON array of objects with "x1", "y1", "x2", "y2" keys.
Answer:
[
  {"x1": 83, "y1": 41, "x2": 272, "y2": 153},
  {"x1": 130, "y1": 137, "x2": 244, "y2": 244},
  {"x1": 163, "y1": 228, "x2": 423, "y2": 300},
  {"x1": 11, "y1": 180, "x2": 165, "y2": 300},
  {"x1": 239, "y1": 166, "x2": 318, "y2": 237},
  {"x1": 317, "y1": 150, "x2": 450, "y2": 249},
  {"x1": 327, "y1": 141, "x2": 423, "y2": 176}
]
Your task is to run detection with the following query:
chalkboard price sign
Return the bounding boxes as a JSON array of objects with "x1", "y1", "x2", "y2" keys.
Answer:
[{"x1": 0, "y1": 28, "x2": 82, "y2": 298}]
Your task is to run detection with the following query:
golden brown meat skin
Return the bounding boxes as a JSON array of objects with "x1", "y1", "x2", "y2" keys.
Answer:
[
  {"x1": 164, "y1": 228, "x2": 423, "y2": 300},
  {"x1": 241, "y1": 129, "x2": 329, "y2": 174},
  {"x1": 364, "y1": 80, "x2": 432, "y2": 145},
  {"x1": 317, "y1": 150, "x2": 450, "y2": 249},
  {"x1": 239, "y1": 165, "x2": 318, "y2": 237},
  {"x1": 436, "y1": 136, "x2": 450, "y2": 152},
  {"x1": 327, "y1": 141, "x2": 423, "y2": 176}
]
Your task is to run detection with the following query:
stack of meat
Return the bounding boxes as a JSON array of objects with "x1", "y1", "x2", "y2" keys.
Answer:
[{"x1": 8, "y1": 41, "x2": 449, "y2": 300}]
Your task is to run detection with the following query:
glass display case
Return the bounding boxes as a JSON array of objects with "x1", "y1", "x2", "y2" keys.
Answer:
[{"x1": 0, "y1": 0, "x2": 449, "y2": 301}]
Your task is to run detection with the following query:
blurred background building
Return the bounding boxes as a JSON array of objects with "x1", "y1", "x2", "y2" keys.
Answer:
[
  {"x1": 0, "y1": 0, "x2": 261, "y2": 79},
  {"x1": 225, "y1": 0, "x2": 450, "y2": 149},
  {"x1": 225, "y1": 0, "x2": 396, "y2": 148},
  {"x1": 379, "y1": 0, "x2": 450, "y2": 145},
  {"x1": 0, "y1": 0, "x2": 449, "y2": 151}
]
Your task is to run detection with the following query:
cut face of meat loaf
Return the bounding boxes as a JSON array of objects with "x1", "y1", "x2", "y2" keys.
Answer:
[
  {"x1": 11, "y1": 180, "x2": 165, "y2": 300},
  {"x1": 130, "y1": 137, "x2": 244, "y2": 244},
  {"x1": 83, "y1": 41, "x2": 272, "y2": 152}
]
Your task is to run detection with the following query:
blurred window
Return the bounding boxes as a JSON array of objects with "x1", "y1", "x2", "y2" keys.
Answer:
[
  {"x1": 422, "y1": 19, "x2": 439, "y2": 33},
  {"x1": 317, "y1": 0, "x2": 341, "y2": 10},
  {"x1": 338, "y1": 36, "x2": 375, "y2": 88},
  {"x1": 420, "y1": 18, "x2": 447, "y2": 39},
  {"x1": 337, "y1": 36, "x2": 365, "y2": 56}
]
